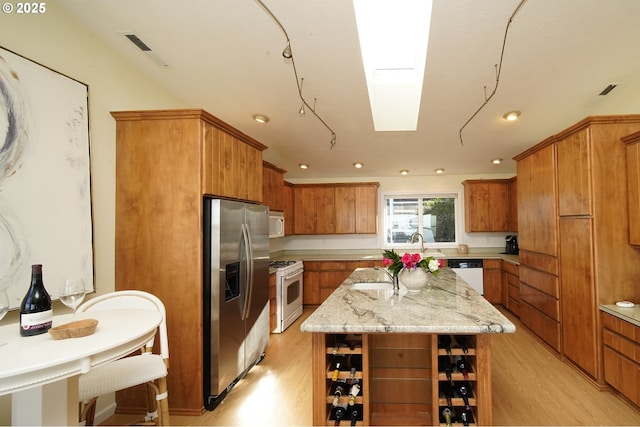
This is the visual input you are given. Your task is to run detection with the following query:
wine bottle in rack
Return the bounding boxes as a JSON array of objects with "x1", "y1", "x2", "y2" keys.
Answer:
[
  {"x1": 441, "y1": 407, "x2": 453, "y2": 427},
  {"x1": 455, "y1": 355, "x2": 469, "y2": 379},
  {"x1": 439, "y1": 335, "x2": 452, "y2": 355},
  {"x1": 438, "y1": 355, "x2": 453, "y2": 381},
  {"x1": 457, "y1": 383, "x2": 472, "y2": 410},
  {"x1": 349, "y1": 406, "x2": 359, "y2": 426},
  {"x1": 348, "y1": 381, "x2": 360, "y2": 406},
  {"x1": 459, "y1": 408, "x2": 474, "y2": 426},
  {"x1": 454, "y1": 335, "x2": 469, "y2": 354},
  {"x1": 441, "y1": 380, "x2": 454, "y2": 408},
  {"x1": 331, "y1": 354, "x2": 347, "y2": 381},
  {"x1": 332, "y1": 384, "x2": 345, "y2": 407},
  {"x1": 20, "y1": 264, "x2": 52, "y2": 337},
  {"x1": 332, "y1": 405, "x2": 347, "y2": 426}
]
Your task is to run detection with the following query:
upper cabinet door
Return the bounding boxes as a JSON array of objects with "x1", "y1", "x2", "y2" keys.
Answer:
[
  {"x1": 462, "y1": 180, "x2": 510, "y2": 232},
  {"x1": 556, "y1": 128, "x2": 592, "y2": 216}
]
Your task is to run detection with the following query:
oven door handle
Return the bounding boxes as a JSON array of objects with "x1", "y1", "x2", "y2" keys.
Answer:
[{"x1": 283, "y1": 270, "x2": 302, "y2": 280}]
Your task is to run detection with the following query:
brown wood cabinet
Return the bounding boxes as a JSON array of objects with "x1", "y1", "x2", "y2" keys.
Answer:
[
  {"x1": 622, "y1": 131, "x2": 640, "y2": 245},
  {"x1": 501, "y1": 260, "x2": 520, "y2": 317},
  {"x1": 112, "y1": 109, "x2": 267, "y2": 415},
  {"x1": 303, "y1": 260, "x2": 379, "y2": 305},
  {"x1": 602, "y1": 312, "x2": 640, "y2": 408},
  {"x1": 515, "y1": 115, "x2": 640, "y2": 385},
  {"x1": 515, "y1": 144, "x2": 558, "y2": 257},
  {"x1": 283, "y1": 181, "x2": 294, "y2": 235},
  {"x1": 462, "y1": 180, "x2": 511, "y2": 232},
  {"x1": 262, "y1": 161, "x2": 286, "y2": 212},
  {"x1": 482, "y1": 259, "x2": 502, "y2": 304},
  {"x1": 293, "y1": 183, "x2": 379, "y2": 235},
  {"x1": 509, "y1": 176, "x2": 518, "y2": 232}
]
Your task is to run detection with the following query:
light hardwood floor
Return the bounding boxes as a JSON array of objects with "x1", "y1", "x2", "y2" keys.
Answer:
[{"x1": 103, "y1": 306, "x2": 640, "y2": 426}]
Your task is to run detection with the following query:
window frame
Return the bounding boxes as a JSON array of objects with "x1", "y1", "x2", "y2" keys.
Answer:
[{"x1": 381, "y1": 191, "x2": 461, "y2": 250}]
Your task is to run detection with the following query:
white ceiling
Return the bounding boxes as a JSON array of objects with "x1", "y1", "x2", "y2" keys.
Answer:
[{"x1": 57, "y1": 0, "x2": 640, "y2": 179}]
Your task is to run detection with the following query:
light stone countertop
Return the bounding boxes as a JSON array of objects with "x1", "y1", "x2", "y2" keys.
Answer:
[
  {"x1": 300, "y1": 267, "x2": 516, "y2": 334},
  {"x1": 600, "y1": 304, "x2": 640, "y2": 327},
  {"x1": 270, "y1": 248, "x2": 520, "y2": 264}
]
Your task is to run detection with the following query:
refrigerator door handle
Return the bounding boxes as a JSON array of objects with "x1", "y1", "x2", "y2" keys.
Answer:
[{"x1": 241, "y1": 223, "x2": 254, "y2": 320}]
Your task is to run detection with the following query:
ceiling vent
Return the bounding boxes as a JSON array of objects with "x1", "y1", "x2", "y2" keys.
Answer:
[
  {"x1": 122, "y1": 32, "x2": 169, "y2": 67},
  {"x1": 598, "y1": 83, "x2": 618, "y2": 96}
]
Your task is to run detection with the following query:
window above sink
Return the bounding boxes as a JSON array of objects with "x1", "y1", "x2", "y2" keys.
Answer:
[{"x1": 383, "y1": 193, "x2": 459, "y2": 250}]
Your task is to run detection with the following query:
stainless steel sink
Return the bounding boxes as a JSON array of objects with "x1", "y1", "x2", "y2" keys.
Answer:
[{"x1": 350, "y1": 282, "x2": 394, "y2": 290}]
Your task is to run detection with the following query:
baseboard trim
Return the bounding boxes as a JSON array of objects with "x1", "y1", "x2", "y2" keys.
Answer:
[{"x1": 94, "y1": 402, "x2": 116, "y2": 425}]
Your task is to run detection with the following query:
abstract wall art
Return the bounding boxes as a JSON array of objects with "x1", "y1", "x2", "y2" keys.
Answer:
[{"x1": 0, "y1": 46, "x2": 94, "y2": 309}]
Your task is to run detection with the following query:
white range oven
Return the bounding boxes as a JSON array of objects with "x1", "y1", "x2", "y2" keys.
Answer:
[{"x1": 269, "y1": 260, "x2": 304, "y2": 333}]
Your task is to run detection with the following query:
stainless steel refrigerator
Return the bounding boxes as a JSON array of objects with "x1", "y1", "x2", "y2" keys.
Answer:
[{"x1": 203, "y1": 198, "x2": 270, "y2": 410}]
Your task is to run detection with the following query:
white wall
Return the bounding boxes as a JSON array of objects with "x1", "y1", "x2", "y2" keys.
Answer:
[
  {"x1": 272, "y1": 173, "x2": 515, "y2": 253},
  {"x1": 0, "y1": 3, "x2": 186, "y2": 423}
]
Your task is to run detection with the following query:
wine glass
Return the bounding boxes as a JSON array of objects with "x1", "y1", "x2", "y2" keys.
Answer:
[
  {"x1": 0, "y1": 289, "x2": 9, "y2": 347},
  {"x1": 59, "y1": 277, "x2": 86, "y2": 322}
]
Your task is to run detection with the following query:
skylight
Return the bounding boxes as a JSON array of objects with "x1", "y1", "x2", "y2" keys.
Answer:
[{"x1": 353, "y1": 0, "x2": 432, "y2": 131}]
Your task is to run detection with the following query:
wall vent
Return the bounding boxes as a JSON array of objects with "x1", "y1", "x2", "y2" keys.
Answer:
[
  {"x1": 125, "y1": 34, "x2": 151, "y2": 52},
  {"x1": 598, "y1": 83, "x2": 618, "y2": 96},
  {"x1": 121, "y1": 32, "x2": 169, "y2": 67}
]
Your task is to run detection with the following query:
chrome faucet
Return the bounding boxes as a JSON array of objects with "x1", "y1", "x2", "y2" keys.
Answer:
[
  {"x1": 374, "y1": 266, "x2": 399, "y2": 291},
  {"x1": 410, "y1": 232, "x2": 425, "y2": 253}
]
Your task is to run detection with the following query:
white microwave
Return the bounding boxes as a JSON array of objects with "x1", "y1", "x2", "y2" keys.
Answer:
[{"x1": 269, "y1": 212, "x2": 285, "y2": 238}]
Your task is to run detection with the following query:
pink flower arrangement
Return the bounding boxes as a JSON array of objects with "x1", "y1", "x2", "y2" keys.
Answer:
[{"x1": 382, "y1": 249, "x2": 440, "y2": 278}]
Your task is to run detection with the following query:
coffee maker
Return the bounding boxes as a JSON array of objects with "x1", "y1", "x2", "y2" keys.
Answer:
[{"x1": 505, "y1": 235, "x2": 519, "y2": 254}]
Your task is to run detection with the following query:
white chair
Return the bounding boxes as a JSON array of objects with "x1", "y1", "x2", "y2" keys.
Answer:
[{"x1": 77, "y1": 290, "x2": 170, "y2": 426}]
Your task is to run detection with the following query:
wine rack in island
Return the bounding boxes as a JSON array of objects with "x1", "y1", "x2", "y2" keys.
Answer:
[
  {"x1": 435, "y1": 334, "x2": 489, "y2": 426},
  {"x1": 311, "y1": 333, "x2": 492, "y2": 426},
  {"x1": 320, "y1": 334, "x2": 368, "y2": 426}
]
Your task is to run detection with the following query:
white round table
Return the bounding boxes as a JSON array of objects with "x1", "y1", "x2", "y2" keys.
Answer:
[{"x1": 0, "y1": 309, "x2": 161, "y2": 425}]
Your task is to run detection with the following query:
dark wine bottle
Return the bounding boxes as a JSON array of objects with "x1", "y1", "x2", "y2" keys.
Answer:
[
  {"x1": 438, "y1": 355, "x2": 452, "y2": 381},
  {"x1": 20, "y1": 264, "x2": 52, "y2": 336},
  {"x1": 439, "y1": 335, "x2": 452, "y2": 355},
  {"x1": 441, "y1": 380, "x2": 454, "y2": 408},
  {"x1": 455, "y1": 355, "x2": 469, "y2": 379},
  {"x1": 455, "y1": 335, "x2": 469, "y2": 353},
  {"x1": 333, "y1": 405, "x2": 347, "y2": 426},
  {"x1": 349, "y1": 406, "x2": 359, "y2": 426},
  {"x1": 457, "y1": 383, "x2": 472, "y2": 410},
  {"x1": 459, "y1": 408, "x2": 474, "y2": 426}
]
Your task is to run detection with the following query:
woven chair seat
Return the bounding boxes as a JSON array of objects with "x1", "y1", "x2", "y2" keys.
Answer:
[{"x1": 79, "y1": 353, "x2": 167, "y2": 401}]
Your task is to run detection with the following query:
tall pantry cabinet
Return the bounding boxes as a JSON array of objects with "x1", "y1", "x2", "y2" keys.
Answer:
[
  {"x1": 515, "y1": 115, "x2": 640, "y2": 385},
  {"x1": 112, "y1": 109, "x2": 267, "y2": 415}
]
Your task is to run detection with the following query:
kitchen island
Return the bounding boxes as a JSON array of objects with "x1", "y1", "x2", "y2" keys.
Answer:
[{"x1": 300, "y1": 267, "x2": 515, "y2": 426}]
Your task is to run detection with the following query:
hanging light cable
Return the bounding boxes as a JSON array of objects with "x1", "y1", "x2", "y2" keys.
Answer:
[
  {"x1": 254, "y1": 0, "x2": 337, "y2": 149},
  {"x1": 458, "y1": 0, "x2": 527, "y2": 146}
]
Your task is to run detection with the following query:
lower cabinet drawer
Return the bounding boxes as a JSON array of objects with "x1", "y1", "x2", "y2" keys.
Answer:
[
  {"x1": 520, "y1": 283, "x2": 560, "y2": 321},
  {"x1": 520, "y1": 302, "x2": 561, "y2": 352},
  {"x1": 603, "y1": 346, "x2": 640, "y2": 406}
]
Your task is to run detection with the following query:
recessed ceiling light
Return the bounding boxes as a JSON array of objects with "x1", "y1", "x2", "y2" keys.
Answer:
[
  {"x1": 434, "y1": 168, "x2": 444, "y2": 174},
  {"x1": 353, "y1": 162, "x2": 364, "y2": 169},
  {"x1": 492, "y1": 158, "x2": 503, "y2": 164},
  {"x1": 299, "y1": 163, "x2": 309, "y2": 169},
  {"x1": 252, "y1": 114, "x2": 270, "y2": 124},
  {"x1": 400, "y1": 169, "x2": 409, "y2": 176},
  {"x1": 502, "y1": 111, "x2": 521, "y2": 121}
]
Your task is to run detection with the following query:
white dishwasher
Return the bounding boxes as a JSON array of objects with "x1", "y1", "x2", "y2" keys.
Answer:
[{"x1": 448, "y1": 259, "x2": 484, "y2": 295}]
